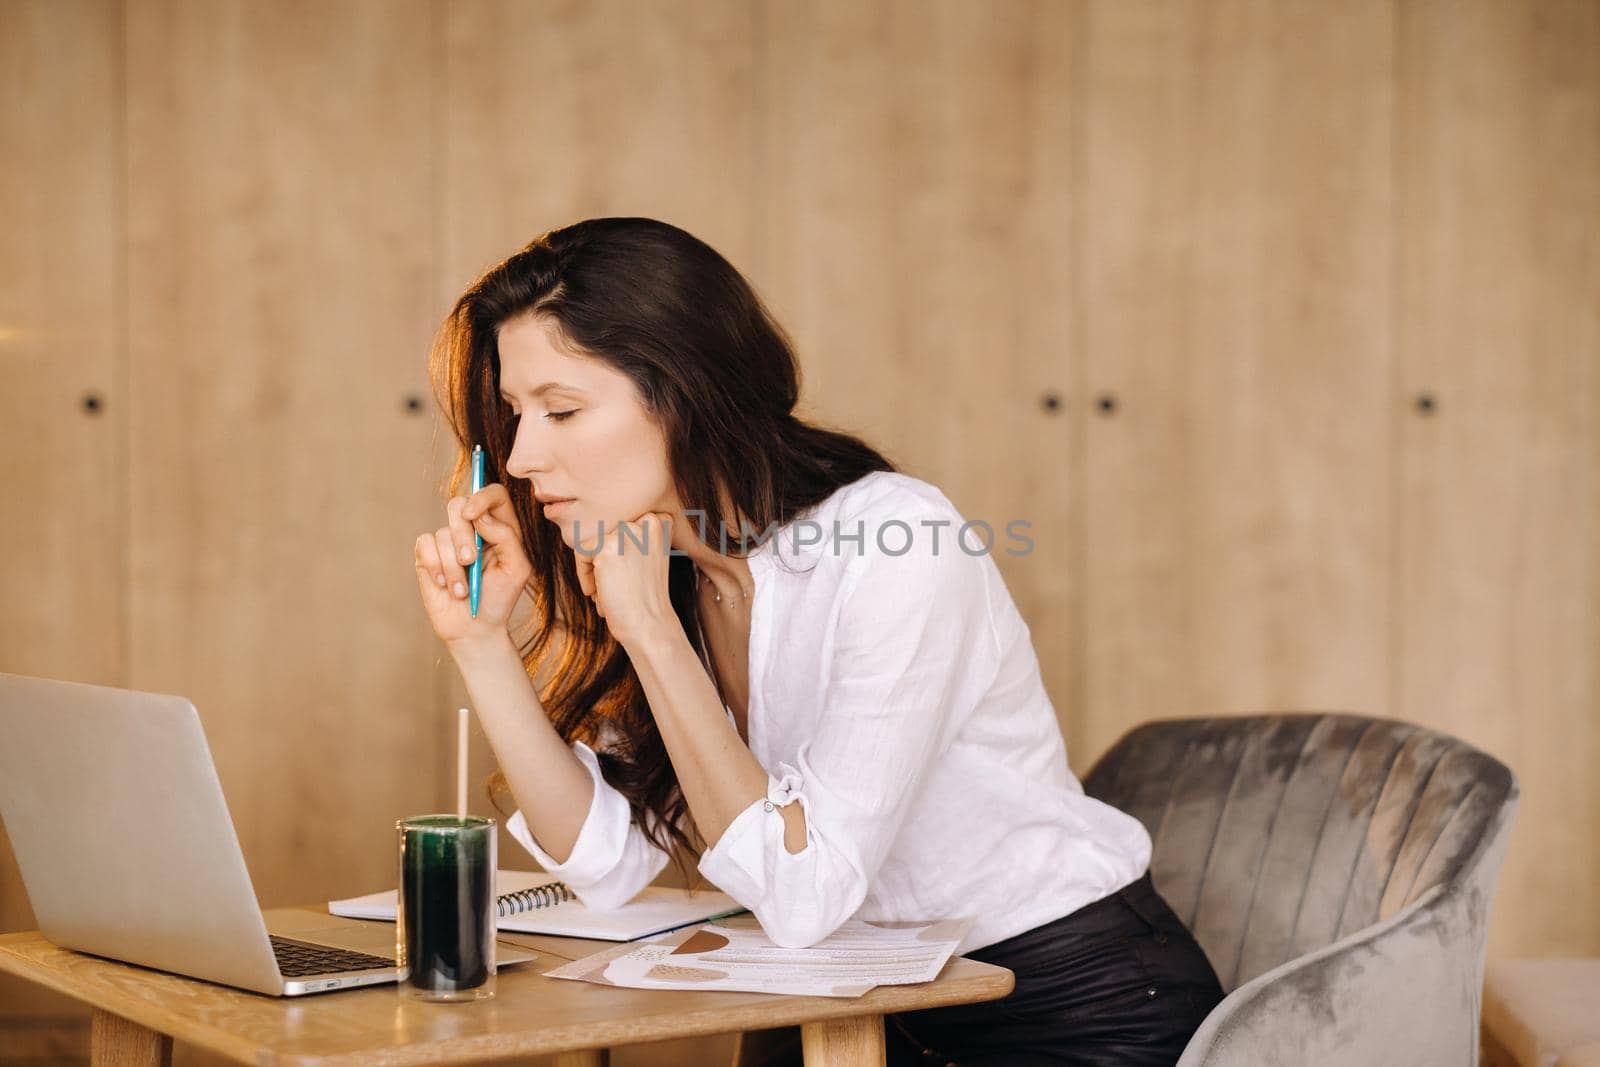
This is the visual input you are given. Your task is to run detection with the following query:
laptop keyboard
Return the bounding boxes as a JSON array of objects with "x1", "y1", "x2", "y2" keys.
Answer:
[{"x1": 270, "y1": 934, "x2": 395, "y2": 977}]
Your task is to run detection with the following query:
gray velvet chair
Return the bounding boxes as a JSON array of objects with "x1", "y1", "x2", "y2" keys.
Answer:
[{"x1": 1082, "y1": 712, "x2": 1520, "y2": 1067}]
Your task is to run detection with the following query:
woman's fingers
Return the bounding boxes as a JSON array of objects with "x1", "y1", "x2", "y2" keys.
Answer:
[
  {"x1": 473, "y1": 515, "x2": 531, "y2": 583},
  {"x1": 462, "y1": 485, "x2": 522, "y2": 541},
  {"x1": 414, "y1": 533, "x2": 447, "y2": 589},
  {"x1": 464, "y1": 501, "x2": 520, "y2": 551},
  {"x1": 433, "y1": 527, "x2": 470, "y2": 597},
  {"x1": 461, "y1": 481, "x2": 508, "y2": 516},
  {"x1": 412, "y1": 483, "x2": 535, "y2": 640},
  {"x1": 446, "y1": 496, "x2": 478, "y2": 567},
  {"x1": 574, "y1": 551, "x2": 595, "y2": 599},
  {"x1": 645, "y1": 512, "x2": 673, "y2": 550},
  {"x1": 468, "y1": 508, "x2": 512, "y2": 543}
]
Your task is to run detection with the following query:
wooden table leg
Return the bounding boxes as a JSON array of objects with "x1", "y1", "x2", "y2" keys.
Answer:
[
  {"x1": 801, "y1": 1014, "x2": 885, "y2": 1066},
  {"x1": 551, "y1": 1050, "x2": 608, "y2": 1067},
  {"x1": 90, "y1": 1008, "x2": 173, "y2": 1067}
]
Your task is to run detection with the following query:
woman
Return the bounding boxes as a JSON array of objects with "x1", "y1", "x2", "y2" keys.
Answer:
[{"x1": 413, "y1": 217, "x2": 1224, "y2": 1065}]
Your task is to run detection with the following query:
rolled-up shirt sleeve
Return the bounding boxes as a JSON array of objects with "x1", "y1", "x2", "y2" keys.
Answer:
[
  {"x1": 505, "y1": 738, "x2": 669, "y2": 911},
  {"x1": 696, "y1": 502, "x2": 1003, "y2": 948}
]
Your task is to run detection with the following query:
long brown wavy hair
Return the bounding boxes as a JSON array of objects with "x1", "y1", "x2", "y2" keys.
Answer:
[{"x1": 428, "y1": 217, "x2": 896, "y2": 882}]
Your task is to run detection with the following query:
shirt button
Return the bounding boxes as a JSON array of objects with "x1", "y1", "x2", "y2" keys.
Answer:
[
  {"x1": 763, "y1": 800, "x2": 775, "y2": 812},
  {"x1": 1146, "y1": 986, "x2": 1159, "y2": 998}
]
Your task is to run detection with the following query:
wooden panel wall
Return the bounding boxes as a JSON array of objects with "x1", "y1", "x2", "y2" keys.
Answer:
[
  {"x1": 1396, "y1": 0, "x2": 1600, "y2": 960},
  {"x1": 1078, "y1": 0, "x2": 1600, "y2": 960},
  {"x1": 2, "y1": 4, "x2": 1598, "y2": 1063},
  {"x1": 757, "y1": 0, "x2": 1079, "y2": 754},
  {"x1": 1079, "y1": 0, "x2": 1396, "y2": 765},
  {"x1": 122, "y1": 0, "x2": 443, "y2": 912},
  {"x1": 0, "y1": 0, "x2": 125, "y2": 1041}
]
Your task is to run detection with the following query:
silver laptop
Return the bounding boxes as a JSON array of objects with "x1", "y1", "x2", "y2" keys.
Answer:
[{"x1": 0, "y1": 671, "x2": 537, "y2": 995}]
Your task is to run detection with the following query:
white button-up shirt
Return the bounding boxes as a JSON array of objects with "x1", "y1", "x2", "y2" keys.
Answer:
[{"x1": 507, "y1": 470, "x2": 1152, "y2": 953}]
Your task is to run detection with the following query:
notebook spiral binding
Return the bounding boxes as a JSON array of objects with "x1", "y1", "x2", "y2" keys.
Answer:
[{"x1": 497, "y1": 880, "x2": 577, "y2": 917}]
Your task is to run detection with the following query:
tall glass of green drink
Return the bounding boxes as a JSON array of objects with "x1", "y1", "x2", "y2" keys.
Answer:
[{"x1": 396, "y1": 814, "x2": 496, "y2": 1001}]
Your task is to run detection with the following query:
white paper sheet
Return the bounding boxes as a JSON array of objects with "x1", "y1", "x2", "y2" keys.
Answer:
[{"x1": 543, "y1": 913, "x2": 975, "y2": 998}]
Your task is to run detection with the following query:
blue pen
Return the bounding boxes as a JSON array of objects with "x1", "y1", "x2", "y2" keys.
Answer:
[{"x1": 469, "y1": 444, "x2": 485, "y2": 618}]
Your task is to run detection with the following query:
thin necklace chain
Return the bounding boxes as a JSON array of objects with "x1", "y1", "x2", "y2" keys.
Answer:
[
  {"x1": 692, "y1": 574, "x2": 731, "y2": 715},
  {"x1": 696, "y1": 566, "x2": 751, "y2": 604},
  {"x1": 693, "y1": 566, "x2": 750, "y2": 721}
]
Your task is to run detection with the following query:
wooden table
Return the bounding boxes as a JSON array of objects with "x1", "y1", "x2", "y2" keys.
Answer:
[{"x1": 0, "y1": 906, "x2": 1014, "y2": 1066}]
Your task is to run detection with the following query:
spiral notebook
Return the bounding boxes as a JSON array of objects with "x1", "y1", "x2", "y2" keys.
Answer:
[{"x1": 327, "y1": 869, "x2": 746, "y2": 942}]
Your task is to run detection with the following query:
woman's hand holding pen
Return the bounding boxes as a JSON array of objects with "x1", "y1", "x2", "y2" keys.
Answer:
[{"x1": 413, "y1": 483, "x2": 531, "y2": 648}]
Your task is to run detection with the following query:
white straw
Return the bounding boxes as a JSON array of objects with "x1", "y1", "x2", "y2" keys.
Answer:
[{"x1": 457, "y1": 707, "x2": 469, "y2": 818}]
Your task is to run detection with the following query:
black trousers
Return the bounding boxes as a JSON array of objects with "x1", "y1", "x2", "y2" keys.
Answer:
[{"x1": 737, "y1": 871, "x2": 1226, "y2": 1067}]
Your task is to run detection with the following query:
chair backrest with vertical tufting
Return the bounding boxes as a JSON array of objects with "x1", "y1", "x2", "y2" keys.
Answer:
[{"x1": 1082, "y1": 713, "x2": 1518, "y2": 994}]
